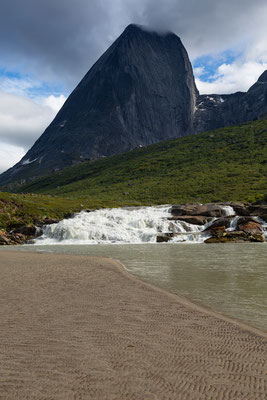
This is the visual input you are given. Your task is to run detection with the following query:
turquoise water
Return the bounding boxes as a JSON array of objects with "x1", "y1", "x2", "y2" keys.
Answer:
[{"x1": 1, "y1": 243, "x2": 267, "y2": 331}]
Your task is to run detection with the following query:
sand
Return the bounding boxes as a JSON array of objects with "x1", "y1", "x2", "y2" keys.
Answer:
[{"x1": 0, "y1": 251, "x2": 266, "y2": 400}]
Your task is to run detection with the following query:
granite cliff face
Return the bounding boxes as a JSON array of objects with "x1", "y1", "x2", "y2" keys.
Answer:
[
  {"x1": 194, "y1": 70, "x2": 267, "y2": 133},
  {"x1": 0, "y1": 24, "x2": 267, "y2": 187},
  {"x1": 0, "y1": 24, "x2": 198, "y2": 186}
]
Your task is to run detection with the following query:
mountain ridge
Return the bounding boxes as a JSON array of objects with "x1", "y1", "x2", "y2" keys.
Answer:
[{"x1": 0, "y1": 24, "x2": 266, "y2": 186}]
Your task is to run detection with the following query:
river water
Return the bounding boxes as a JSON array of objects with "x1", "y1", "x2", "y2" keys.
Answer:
[{"x1": 5, "y1": 241, "x2": 267, "y2": 332}]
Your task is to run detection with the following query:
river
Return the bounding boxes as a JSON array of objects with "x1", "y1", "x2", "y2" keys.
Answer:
[{"x1": 3, "y1": 241, "x2": 266, "y2": 332}]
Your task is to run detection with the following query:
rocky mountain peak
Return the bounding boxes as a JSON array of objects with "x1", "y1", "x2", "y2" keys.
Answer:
[
  {"x1": 257, "y1": 70, "x2": 267, "y2": 83},
  {"x1": 0, "y1": 27, "x2": 266, "y2": 188},
  {"x1": 0, "y1": 24, "x2": 198, "y2": 186}
]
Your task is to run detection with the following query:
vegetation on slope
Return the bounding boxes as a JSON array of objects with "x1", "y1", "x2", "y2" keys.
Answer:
[
  {"x1": 0, "y1": 120, "x2": 266, "y2": 232},
  {"x1": 0, "y1": 192, "x2": 95, "y2": 232},
  {"x1": 14, "y1": 120, "x2": 267, "y2": 203}
]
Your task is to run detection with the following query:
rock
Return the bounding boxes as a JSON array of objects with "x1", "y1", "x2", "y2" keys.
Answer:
[
  {"x1": 237, "y1": 221, "x2": 263, "y2": 233},
  {"x1": 0, "y1": 231, "x2": 27, "y2": 245},
  {"x1": 231, "y1": 203, "x2": 251, "y2": 216},
  {"x1": 193, "y1": 71, "x2": 267, "y2": 135},
  {"x1": 170, "y1": 203, "x2": 233, "y2": 218},
  {"x1": 168, "y1": 215, "x2": 211, "y2": 225},
  {"x1": 203, "y1": 217, "x2": 233, "y2": 231},
  {"x1": 204, "y1": 231, "x2": 265, "y2": 243},
  {"x1": 248, "y1": 205, "x2": 267, "y2": 221},
  {"x1": 34, "y1": 218, "x2": 60, "y2": 227},
  {"x1": 13, "y1": 224, "x2": 42, "y2": 237},
  {"x1": 156, "y1": 233, "x2": 175, "y2": 243}
]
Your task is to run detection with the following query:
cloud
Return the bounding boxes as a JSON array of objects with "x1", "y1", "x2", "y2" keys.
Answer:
[
  {"x1": 0, "y1": 91, "x2": 65, "y2": 148},
  {"x1": 0, "y1": 0, "x2": 267, "y2": 90},
  {"x1": 0, "y1": 143, "x2": 25, "y2": 174},
  {"x1": 41, "y1": 95, "x2": 66, "y2": 113},
  {"x1": 195, "y1": 61, "x2": 267, "y2": 94},
  {"x1": 0, "y1": 87, "x2": 66, "y2": 172}
]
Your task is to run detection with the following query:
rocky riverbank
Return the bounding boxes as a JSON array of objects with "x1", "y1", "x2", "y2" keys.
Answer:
[
  {"x1": 0, "y1": 218, "x2": 60, "y2": 245},
  {"x1": 158, "y1": 202, "x2": 267, "y2": 243},
  {"x1": 0, "y1": 202, "x2": 266, "y2": 245}
]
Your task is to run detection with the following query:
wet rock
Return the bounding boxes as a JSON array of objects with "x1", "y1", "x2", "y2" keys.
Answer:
[
  {"x1": 0, "y1": 231, "x2": 27, "y2": 245},
  {"x1": 237, "y1": 221, "x2": 263, "y2": 233},
  {"x1": 168, "y1": 215, "x2": 211, "y2": 225},
  {"x1": 231, "y1": 203, "x2": 251, "y2": 216},
  {"x1": 170, "y1": 203, "x2": 233, "y2": 218},
  {"x1": 203, "y1": 217, "x2": 233, "y2": 231},
  {"x1": 156, "y1": 233, "x2": 175, "y2": 243},
  {"x1": 34, "y1": 218, "x2": 60, "y2": 227},
  {"x1": 248, "y1": 205, "x2": 267, "y2": 222},
  {"x1": 13, "y1": 224, "x2": 42, "y2": 237},
  {"x1": 204, "y1": 231, "x2": 265, "y2": 243}
]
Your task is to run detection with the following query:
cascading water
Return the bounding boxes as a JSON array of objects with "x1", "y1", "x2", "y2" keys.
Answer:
[
  {"x1": 258, "y1": 217, "x2": 267, "y2": 239},
  {"x1": 226, "y1": 216, "x2": 240, "y2": 231},
  {"x1": 220, "y1": 205, "x2": 236, "y2": 217},
  {"x1": 35, "y1": 204, "x2": 266, "y2": 245},
  {"x1": 36, "y1": 206, "x2": 210, "y2": 245}
]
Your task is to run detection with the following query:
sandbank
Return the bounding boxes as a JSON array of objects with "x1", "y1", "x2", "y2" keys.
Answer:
[{"x1": 0, "y1": 251, "x2": 266, "y2": 399}]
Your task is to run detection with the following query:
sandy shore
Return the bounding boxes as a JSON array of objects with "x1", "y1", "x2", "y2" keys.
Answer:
[{"x1": 0, "y1": 251, "x2": 266, "y2": 399}]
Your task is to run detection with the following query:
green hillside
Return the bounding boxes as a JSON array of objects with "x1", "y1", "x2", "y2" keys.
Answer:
[
  {"x1": 0, "y1": 120, "x2": 266, "y2": 231},
  {"x1": 12, "y1": 120, "x2": 267, "y2": 205},
  {"x1": 0, "y1": 192, "x2": 96, "y2": 232}
]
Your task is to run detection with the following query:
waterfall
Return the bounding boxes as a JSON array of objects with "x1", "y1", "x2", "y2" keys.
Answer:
[
  {"x1": 221, "y1": 206, "x2": 236, "y2": 217},
  {"x1": 36, "y1": 206, "x2": 209, "y2": 245},
  {"x1": 35, "y1": 205, "x2": 265, "y2": 245},
  {"x1": 226, "y1": 216, "x2": 240, "y2": 231}
]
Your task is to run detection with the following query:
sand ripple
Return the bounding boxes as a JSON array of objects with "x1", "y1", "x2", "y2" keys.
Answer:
[{"x1": 0, "y1": 251, "x2": 266, "y2": 399}]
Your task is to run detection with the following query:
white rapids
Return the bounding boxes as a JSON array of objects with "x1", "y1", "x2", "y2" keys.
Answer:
[{"x1": 36, "y1": 205, "x2": 220, "y2": 245}]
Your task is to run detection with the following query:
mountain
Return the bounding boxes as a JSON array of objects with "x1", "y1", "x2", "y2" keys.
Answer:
[
  {"x1": 0, "y1": 24, "x2": 198, "y2": 186},
  {"x1": 0, "y1": 24, "x2": 267, "y2": 187},
  {"x1": 194, "y1": 70, "x2": 267, "y2": 133}
]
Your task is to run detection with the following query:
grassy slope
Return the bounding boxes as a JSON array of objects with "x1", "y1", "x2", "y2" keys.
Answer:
[
  {"x1": 0, "y1": 120, "x2": 266, "y2": 231},
  {"x1": 0, "y1": 192, "x2": 97, "y2": 231},
  {"x1": 14, "y1": 120, "x2": 267, "y2": 204}
]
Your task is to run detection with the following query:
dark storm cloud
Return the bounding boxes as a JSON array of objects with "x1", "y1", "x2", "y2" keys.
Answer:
[
  {"x1": 1, "y1": 0, "x2": 267, "y2": 91},
  {"x1": 0, "y1": 0, "x2": 127, "y2": 89}
]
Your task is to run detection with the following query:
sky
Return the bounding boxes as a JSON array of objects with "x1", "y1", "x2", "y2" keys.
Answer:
[{"x1": 0, "y1": 0, "x2": 267, "y2": 173}]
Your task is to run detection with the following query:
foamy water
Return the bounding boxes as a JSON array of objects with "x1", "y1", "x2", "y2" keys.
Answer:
[
  {"x1": 37, "y1": 205, "x2": 228, "y2": 245},
  {"x1": 36, "y1": 204, "x2": 267, "y2": 244}
]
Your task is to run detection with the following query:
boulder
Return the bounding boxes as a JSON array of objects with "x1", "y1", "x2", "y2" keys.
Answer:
[
  {"x1": 13, "y1": 224, "x2": 42, "y2": 237},
  {"x1": 168, "y1": 215, "x2": 211, "y2": 225},
  {"x1": 156, "y1": 233, "x2": 175, "y2": 243},
  {"x1": 204, "y1": 231, "x2": 265, "y2": 243},
  {"x1": 34, "y1": 217, "x2": 60, "y2": 227},
  {"x1": 237, "y1": 221, "x2": 263, "y2": 233},
  {"x1": 248, "y1": 205, "x2": 267, "y2": 221},
  {"x1": 170, "y1": 203, "x2": 234, "y2": 218},
  {"x1": 231, "y1": 203, "x2": 251, "y2": 216},
  {"x1": 203, "y1": 217, "x2": 233, "y2": 232},
  {"x1": 0, "y1": 231, "x2": 27, "y2": 245}
]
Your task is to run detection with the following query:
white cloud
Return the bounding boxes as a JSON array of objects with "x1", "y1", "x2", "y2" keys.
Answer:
[
  {"x1": 0, "y1": 142, "x2": 25, "y2": 174},
  {"x1": 41, "y1": 94, "x2": 66, "y2": 112},
  {"x1": 0, "y1": 89, "x2": 66, "y2": 172},
  {"x1": 196, "y1": 61, "x2": 267, "y2": 94},
  {"x1": 0, "y1": 91, "x2": 64, "y2": 148}
]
